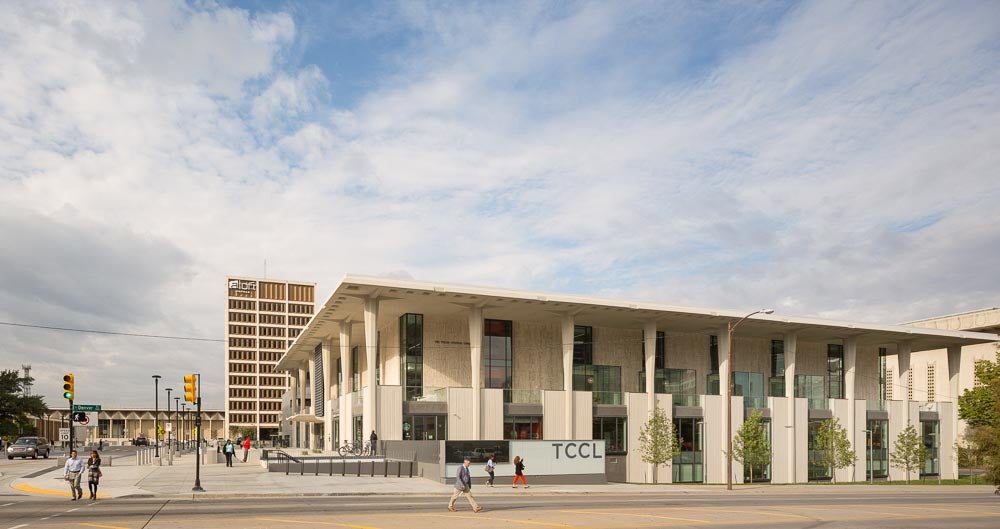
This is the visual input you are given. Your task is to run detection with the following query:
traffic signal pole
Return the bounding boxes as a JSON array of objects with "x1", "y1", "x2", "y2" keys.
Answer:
[
  {"x1": 68, "y1": 398, "x2": 74, "y2": 450},
  {"x1": 193, "y1": 373, "x2": 203, "y2": 492}
]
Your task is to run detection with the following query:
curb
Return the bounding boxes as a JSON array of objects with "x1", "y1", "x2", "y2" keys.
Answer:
[{"x1": 10, "y1": 482, "x2": 108, "y2": 499}]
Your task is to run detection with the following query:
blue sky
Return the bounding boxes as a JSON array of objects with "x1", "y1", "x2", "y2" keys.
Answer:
[{"x1": 0, "y1": 0, "x2": 998, "y2": 406}]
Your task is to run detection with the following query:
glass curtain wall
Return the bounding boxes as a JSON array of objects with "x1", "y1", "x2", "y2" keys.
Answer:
[
  {"x1": 400, "y1": 313, "x2": 424, "y2": 400},
  {"x1": 484, "y1": 319, "x2": 513, "y2": 401},
  {"x1": 867, "y1": 419, "x2": 889, "y2": 479},
  {"x1": 641, "y1": 331, "x2": 665, "y2": 369},
  {"x1": 573, "y1": 325, "x2": 593, "y2": 365},
  {"x1": 732, "y1": 372, "x2": 765, "y2": 408},
  {"x1": 827, "y1": 344, "x2": 844, "y2": 399},
  {"x1": 707, "y1": 336, "x2": 720, "y2": 395},
  {"x1": 593, "y1": 417, "x2": 627, "y2": 454},
  {"x1": 808, "y1": 419, "x2": 832, "y2": 480},
  {"x1": 769, "y1": 340, "x2": 785, "y2": 397},
  {"x1": 672, "y1": 417, "x2": 704, "y2": 483},
  {"x1": 574, "y1": 365, "x2": 622, "y2": 404},
  {"x1": 504, "y1": 416, "x2": 543, "y2": 440},
  {"x1": 796, "y1": 375, "x2": 827, "y2": 409},
  {"x1": 402, "y1": 415, "x2": 447, "y2": 441},
  {"x1": 921, "y1": 420, "x2": 940, "y2": 476},
  {"x1": 638, "y1": 368, "x2": 697, "y2": 406}
]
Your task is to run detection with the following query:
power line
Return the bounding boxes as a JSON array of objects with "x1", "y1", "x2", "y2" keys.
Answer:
[{"x1": 0, "y1": 321, "x2": 224, "y2": 343}]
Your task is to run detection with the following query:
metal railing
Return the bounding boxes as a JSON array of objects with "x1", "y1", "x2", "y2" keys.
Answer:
[
  {"x1": 743, "y1": 396, "x2": 768, "y2": 409},
  {"x1": 867, "y1": 400, "x2": 888, "y2": 411},
  {"x1": 807, "y1": 398, "x2": 829, "y2": 410},
  {"x1": 591, "y1": 391, "x2": 623, "y2": 405},
  {"x1": 413, "y1": 387, "x2": 447, "y2": 402},
  {"x1": 504, "y1": 388, "x2": 542, "y2": 404},
  {"x1": 672, "y1": 394, "x2": 698, "y2": 407},
  {"x1": 261, "y1": 449, "x2": 414, "y2": 478}
]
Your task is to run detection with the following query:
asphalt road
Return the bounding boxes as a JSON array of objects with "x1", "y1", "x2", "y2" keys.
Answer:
[{"x1": 0, "y1": 489, "x2": 998, "y2": 529}]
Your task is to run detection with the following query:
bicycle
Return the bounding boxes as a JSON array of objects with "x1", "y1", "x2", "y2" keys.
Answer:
[{"x1": 338, "y1": 442, "x2": 362, "y2": 457}]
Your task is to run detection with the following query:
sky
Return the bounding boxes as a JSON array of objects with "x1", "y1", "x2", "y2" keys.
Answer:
[{"x1": 0, "y1": 0, "x2": 998, "y2": 410}]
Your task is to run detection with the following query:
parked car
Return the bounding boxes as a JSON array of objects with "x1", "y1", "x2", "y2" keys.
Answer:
[
  {"x1": 6, "y1": 437, "x2": 51, "y2": 459},
  {"x1": 134, "y1": 435, "x2": 149, "y2": 446}
]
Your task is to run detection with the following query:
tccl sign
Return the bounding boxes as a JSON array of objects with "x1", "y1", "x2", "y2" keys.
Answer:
[
  {"x1": 508, "y1": 440, "x2": 606, "y2": 475},
  {"x1": 229, "y1": 279, "x2": 257, "y2": 292}
]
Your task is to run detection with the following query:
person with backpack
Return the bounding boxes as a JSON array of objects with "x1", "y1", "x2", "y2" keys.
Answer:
[{"x1": 484, "y1": 454, "x2": 496, "y2": 487}]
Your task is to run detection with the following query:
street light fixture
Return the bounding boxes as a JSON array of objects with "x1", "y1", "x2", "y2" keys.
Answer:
[
  {"x1": 165, "y1": 388, "x2": 173, "y2": 452},
  {"x1": 726, "y1": 308, "x2": 774, "y2": 491},
  {"x1": 174, "y1": 397, "x2": 180, "y2": 449},
  {"x1": 152, "y1": 375, "x2": 161, "y2": 457}
]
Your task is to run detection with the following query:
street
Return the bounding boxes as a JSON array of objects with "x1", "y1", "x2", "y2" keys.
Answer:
[{"x1": 0, "y1": 489, "x2": 998, "y2": 529}]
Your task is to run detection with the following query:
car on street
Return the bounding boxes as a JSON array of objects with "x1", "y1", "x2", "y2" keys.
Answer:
[
  {"x1": 134, "y1": 435, "x2": 149, "y2": 446},
  {"x1": 6, "y1": 436, "x2": 51, "y2": 459}
]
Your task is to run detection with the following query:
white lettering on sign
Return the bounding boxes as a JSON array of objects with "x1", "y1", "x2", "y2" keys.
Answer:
[{"x1": 228, "y1": 279, "x2": 257, "y2": 291}]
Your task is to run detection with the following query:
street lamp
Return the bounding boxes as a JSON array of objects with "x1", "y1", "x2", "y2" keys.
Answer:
[
  {"x1": 165, "y1": 388, "x2": 173, "y2": 451},
  {"x1": 726, "y1": 308, "x2": 774, "y2": 491},
  {"x1": 152, "y1": 375, "x2": 161, "y2": 457},
  {"x1": 174, "y1": 397, "x2": 180, "y2": 449},
  {"x1": 181, "y1": 403, "x2": 188, "y2": 444}
]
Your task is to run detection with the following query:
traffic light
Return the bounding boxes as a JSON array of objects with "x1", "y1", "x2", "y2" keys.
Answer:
[
  {"x1": 62, "y1": 373, "x2": 74, "y2": 400},
  {"x1": 183, "y1": 374, "x2": 197, "y2": 403}
]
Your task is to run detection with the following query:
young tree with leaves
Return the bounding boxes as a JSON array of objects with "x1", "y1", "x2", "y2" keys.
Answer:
[
  {"x1": 0, "y1": 370, "x2": 49, "y2": 438},
  {"x1": 638, "y1": 405, "x2": 681, "y2": 484},
  {"x1": 732, "y1": 409, "x2": 771, "y2": 484},
  {"x1": 957, "y1": 347, "x2": 1000, "y2": 489},
  {"x1": 814, "y1": 417, "x2": 856, "y2": 483},
  {"x1": 891, "y1": 424, "x2": 928, "y2": 484}
]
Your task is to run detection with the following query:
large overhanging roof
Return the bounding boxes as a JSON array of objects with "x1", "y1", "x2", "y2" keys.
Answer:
[{"x1": 277, "y1": 274, "x2": 999, "y2": 371}]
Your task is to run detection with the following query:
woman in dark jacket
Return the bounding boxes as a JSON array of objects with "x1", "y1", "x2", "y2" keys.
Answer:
[
  {"x1": 512, "y1": 456, "x2": 528, "y2": 488},
  {"x1": 86, "y1": 450, "x2": 101, "y2": 500}
]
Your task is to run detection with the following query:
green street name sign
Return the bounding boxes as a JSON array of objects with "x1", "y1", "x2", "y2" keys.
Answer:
[{"x1": 73, "y1": 404, "x2": 101, "y2": 411}]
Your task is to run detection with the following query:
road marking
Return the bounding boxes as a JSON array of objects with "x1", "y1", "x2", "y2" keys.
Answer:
[
  {"x1": 560, "y1": 509, "x2": 710, "y2": 524},
  {"x1": 7, "y1": 525, "x2": 28, "y2": 529},
  {"x1": 659, "y1": 506, "x2": 813, "y2": 520},
  {"x1": 421, "y1": 513, "x2": 578, "y2": 527},
  {"x1": 0, "y1": 503, "x2": 14, "y2": 507},
  {"x1": 80, "y1": 524, "x2": 132, "y2": 529},
  {"x1": 255, "y1": 518, "x2": 381, "y2": 529},
  {"x1": 68, "y1": 508, "x2": 79, "y2": 512}
]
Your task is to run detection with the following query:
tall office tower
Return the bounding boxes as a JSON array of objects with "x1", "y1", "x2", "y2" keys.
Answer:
[{"x1": 225, "y1": 276, "x2": 315, "y2": 441}]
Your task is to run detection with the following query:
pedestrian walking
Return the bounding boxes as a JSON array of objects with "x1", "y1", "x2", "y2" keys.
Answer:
[
  {"x1": 369, "y1": 430, "x2": 378, "y2": 456},
  {"x1": 98, "y1": 439, "x2": 103, "y2": 451},
  {"x1": 512, "y1": 455, "x2": 529, "y2": 488},
  {"x1": 86, "y1": 450, "x2": 102, "y2": 500},
  {"x1": 242, "y1": 436, "x2": 251, "y2": 462},
  {"x1": 447, "y1": 457, "x2": 483, "y2": 513},
  {"x1": 63, "y1": 449, "x2": 85, "y2": 500},
  {"x1": 484, "y1": 454, "x2": 496, "y2": 487},
  {"x1": 223, "y1": 439, "x2": 235, "y2": 467}
]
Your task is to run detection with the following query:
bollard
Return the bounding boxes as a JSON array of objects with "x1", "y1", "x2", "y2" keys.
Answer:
[
  {"x1": 384, "y1": 460, "x2": 387, "y2": 478},
  {"x1": 409, "y1": 461, "x2": 413, "y2": 478},
  {"x1": 329, "y1": 458, "x2": 333, "y2": 477},
  {"x1": 356, "y1": 462, "x2": 361, "y2": 477},
  {"x1": 370, "y1": 460, "x2": 374, "y2": 477}
]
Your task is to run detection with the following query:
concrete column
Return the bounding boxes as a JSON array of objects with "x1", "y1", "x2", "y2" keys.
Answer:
[
  {"x1": 362, "y1": 298, "x2": 379, "y2": 442},
  {"x1": 308, "y1": 356, "x2": 317, "y2": 449},
  {"x1": 784, "y1": 332, "x2": 797, "y2": 483},
  {"x1": 643, "y1": 320, "x2": 657, "y2": 480},
  {"x1": 561, "y1": 314, "x2": 575, "y2": 440},
  {"x1": 322, "y1": 340, "x2": 334, "y2": 452},
  {"x1": 897, "y1": 342, "x2": 911, "y2": 423},
  {"x1": 298, "y1": 368, "x2": 308, "y2": 448},
  {"x1": 339, "y1": 321, "x2": 352, "y2": 448},
  {"x1": 469, "y1": 306, "x2": 484, "y2": 440},
  {"x1": 718, "y1": 325, "x2": 731, "y2": 403},
  {"x1": 946, "y1": 346, "x2": 962, "y2": 404},
  {"x1": 844, "y1": 336, "x2": 857, "y2": 481}
]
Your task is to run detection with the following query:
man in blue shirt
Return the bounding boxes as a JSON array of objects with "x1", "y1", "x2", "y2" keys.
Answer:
[
  {"x1": 448, "y1": 457, "x2": 483, "y2": 513},
  {"x1": 63, "y1": 449, "x2": 85, "y2": 500}
]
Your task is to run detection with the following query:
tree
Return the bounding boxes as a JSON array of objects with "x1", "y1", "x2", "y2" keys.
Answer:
[
  {"x1": 732, "y1": 409, "x2": 771, "y2": 484},
  {"x1": 0, "y1": 370, "x2": 49, "y2": 438},
  {"x1": 638, "y1": 405, "x2": 681, "y2": 484},
  {"x1": 891, "y1": 424, "x2": 928, "y2": 484},
  {"x1": 814, "y1": 417, "x2": 856, "y2": 483},
  {"x1": 958, "y1": 350, "x2": 1000, "y2": 428}
]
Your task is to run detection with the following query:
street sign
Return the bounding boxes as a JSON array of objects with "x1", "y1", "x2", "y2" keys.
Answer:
[
  {"x1": 71, "y1": 411, "x2": 94, "y2": 426},
  {"x1": 165, "y1": 422, "x2": 172, "y2": 432},
  {"x1": 59, "y1": 428, "x2": 70, "y2": 442},
  {"x1": 73, "y1": 404, "x2": 101, "y2": 411}
]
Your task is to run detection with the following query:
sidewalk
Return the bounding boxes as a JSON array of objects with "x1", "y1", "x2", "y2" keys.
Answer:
[{"x1": 10, "y1": 454, "x2": 995, "y2": 500}]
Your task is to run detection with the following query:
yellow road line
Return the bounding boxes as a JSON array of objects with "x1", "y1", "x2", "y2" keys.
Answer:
[
  {"x1": 255, "y1": 517, "x2": 381, "y2": 529},
  {"x1": 560, "y1": 509, "x2": 710, "y2": 524},
  {"x1": 661, "y1": 506, "x2": 813, "y2": 519},
  {"x1": 79, "y1": 523, "x2": 132, "y2": 529},
  {"x1": 420, "y1": 513, "x2": 578, "y2": 527}
]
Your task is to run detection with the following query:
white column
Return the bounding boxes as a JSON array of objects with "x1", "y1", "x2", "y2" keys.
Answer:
[
  {"x1": 363, "y1": 298, "x2": 379, "y2": 442},
  {"x1": 298, "y1": 368, "x2": 308, "y2": 448},
  {"x1": 339, "y1": 321, "x2": 352, "y2": 448},
  {"x1": 561, "y1": 314, "x2": 575, "y2": 440},
  {"x1": 784, "y1": 332, "x2": 797, "y2": 483},
  {"x1": 947, "y1": 345, "x2": 962, "y2": 478},
  {"x1": 844, "y1": 336, "x2": 857, "y2": 481},
  {"x1": 322, "y1": 340, "x2": 334, "y2": 452},
  {"x1": 469, "y1": 306, "x2": 484, "y2": 440},
  {"x1": 288, "y1": 370, "x2": 297, "y2": 446},
  {"x1": 718, "y1": 325, "x2": 731, "y2": 402},
  {"x1": 643, "y1": 321, "x2": 657, "y2": 481},
  {"x1": 897, "y1": 342, "x2": 911, "y2": 423}
]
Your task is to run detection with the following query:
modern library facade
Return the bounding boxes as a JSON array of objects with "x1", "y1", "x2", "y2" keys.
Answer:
[{"x1": 276, "y1": 275, "x2": 997, "y2": 484}]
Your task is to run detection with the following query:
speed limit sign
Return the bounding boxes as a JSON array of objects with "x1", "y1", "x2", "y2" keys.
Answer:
[{"x1": 59, "y1": 428, "x2": 70, "y2": 441}]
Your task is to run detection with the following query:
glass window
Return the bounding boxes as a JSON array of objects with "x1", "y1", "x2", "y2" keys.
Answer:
[
  {"x1": 796, "y1": 375, "x2": 827, "y2": 409},
  {"x1": 866, "y1": 419, "x2": 888, "y2": 479},
  {"x1": 732, "y1": 372, "x2": 765, "y2": 408},
  {"x1": 573, "y1": 325, "x2": 593, "y2": 366},
  {"x1": 351, "y1": 346, "x2": 360, "y2": 393},
  {"x1": 446, "y1": 441, "x2": 510, "y2": 463},
  {"x1": 827, "y1": 344, "x2": 844, "y2": 399},
  {"x1": 709, "y1": 335, "x2": 719, "y2": 374},
  {"x1": 503, "y1": 415, "x2": 543, "y2": 440},
  {"x1": 672, "y1": 417, "x2": 703, "y2": 483},
  {"x1": 921, "y1": 420, "x2": 940, "y2": 476},
  {"x1": 743, "y1": 417, "x2": 771, "y2": 483},
  {"x1": 337, "y1": 358, "x2": 342, "y2": 397},
  {"x1": 484, "y1": 319, "x2": 513, "y2": 395},
  {"x1": 400, "y1": 314, "x2": 424, "y2": 401},
  {"x1": 808, "y1": 419, "x2": 832, "y2": 480},
  {"x1": 770, "y1": 340, "x2": 784, "y2": 377},
  {"x1": 376, "y1": 331, "x2": 381, "y2": 385},
  {"x1": 639, "y1": 368, "x2": 697, "y2": 406},
  {"x1": 641, "y1": 331, "x2": 666, "y2": 370},
  {"x1": 593, "y1": 417, "x2": 627, "y2": 454},
  {"x1": 573, "y1": 365, "x2": 622, "y2": 405},
  {"x1": 878, "y1": 347, "x2": 887, "y2": 401},
  {"x1": 402, "y1": 414, "x2": 447, "y2": 441}
]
